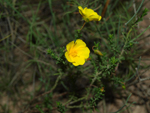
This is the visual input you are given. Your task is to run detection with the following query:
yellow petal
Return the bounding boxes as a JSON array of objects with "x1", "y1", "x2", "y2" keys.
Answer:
[
  {"x1": 74, "y1": 39, "x2": 86, "y2": 49},
  {"x1": 88, "y1": 14, "x2": 102, "y2": 21},
  {"x1": 77, "y1": 47, "x2": 90, "y2": 59},
  {"x1": 98, "y1": 15, "x2": 102, "y2": 21},
  {"x1": 66, "y1": 40, "x2": 74, "y2": 51},
  {"x1": 85, "y1": 8, "x2": 95, "y2": 15},
  {"x1": 72, "y1": 62, "x2": 80, "y2": 66},
  {"x1": 78, "y1": 6, "x2": 84, "y2": 16},
  {"x1": 73, "y1": 56, "x2": 85, "y2": 66},
  {"x1": 65, "y1": 51, "x2": 72, "y2": 62}
]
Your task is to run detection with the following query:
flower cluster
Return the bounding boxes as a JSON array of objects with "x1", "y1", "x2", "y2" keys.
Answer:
[
  {"x1": 65, "y1": 39, "x2": 90, "y2": 66},
  {"x1": 65, "y1": 6, "x2": 102, "y2": 66}
]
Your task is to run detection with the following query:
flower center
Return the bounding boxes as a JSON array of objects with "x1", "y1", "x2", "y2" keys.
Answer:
[{"x1": 70, "y1": 50, "x2": 77, "y2": 57}]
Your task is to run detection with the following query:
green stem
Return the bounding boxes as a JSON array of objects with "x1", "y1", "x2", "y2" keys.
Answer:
[
  {"x1": 50, "y1": 73, "x2": 62, "y2": 92},
  {"x1": 115, "y1": 25, "x2": 132, "y2": 71},
  {"x1": 111, "y1": 93, "x2": 132, "y2": 113},
  {"x1": 68, "y1": 96, "x2": 86, "y2": 105},
  {"x1": 125, "y1": 0, "x2": 145, "y2": 26},
  {"x1": 66, "y1": 72, "x2": 101, "y2": 107},
  {"x1": 67, "y1": 105, "x2": 91, "y2": 109},
  {"x1": 86, "y1": 72, "x2": 102, "y2": 100},
  {"x1": 80, "y1": 22, "x2": 86, "y2": 31},
  {"x1": 132, "y1": 25, "x2": 150, "y2": 42}
]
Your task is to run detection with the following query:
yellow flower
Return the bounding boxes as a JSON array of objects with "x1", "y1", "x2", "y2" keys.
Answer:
[
  {"x1": 78, "y1": 6, "x2": 102, "y2": 22},
  {"x1": 65, "y1": 39, "x2": 90, "y2": 66}
]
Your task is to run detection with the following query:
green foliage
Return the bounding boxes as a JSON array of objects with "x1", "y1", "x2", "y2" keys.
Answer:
[
  {"x1": 108, "y1": 34, "x2": 120, "y2": 55},
  {"x1": 56, "y1": 102, "x2": 66, "y2": 113},
  {"x1": 47, "y1": 48, "x2": 66, "y2": 65},
  {"x1": 90, "y1": 87, "x2": 104, "y2": 107},
  {"x1": 135, "y1": 8, "x2": 149, "y2": 23},
  {"x1": 36, "y1": 105, "x2": 45, "y2": 113},
  {"x1": 75, "y1": 29, "x2": 82, "y2": 39}
]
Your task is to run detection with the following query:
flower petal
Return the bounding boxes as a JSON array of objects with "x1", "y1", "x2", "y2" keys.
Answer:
[
  {"x1": 85, "y1": 8, "x2": 95, "y2": 15},
  {"x1": 77, "y1": 47, "x2": 90, "y2": 59},
  {"x1": 65, "y1": 51, "x2": 72, "y2": 62},
  {"x1": 73, "y1": 56, "x2": 85, "y2": 65},
  {"x1": 89, "y1": 14, "x2": 102, "y2": 21},
  {"x1": 78, "y1": 6, "x2": 84, "y2": 16},
  {"x1": 66, "y1": 40, "x2": 74, "y2": 51},
  {"x1": 72, "y1": 62, "x2": 80, "y2": 66},
  {"x1": 74, "y1": 39, "x2": 86, "y2": 49}
]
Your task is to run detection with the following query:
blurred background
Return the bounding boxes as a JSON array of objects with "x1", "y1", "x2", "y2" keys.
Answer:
[{"x1": 0, "y1": 0, "x2": 150, "y2": 113}]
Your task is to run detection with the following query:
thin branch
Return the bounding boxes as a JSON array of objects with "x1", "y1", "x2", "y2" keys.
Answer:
[
  {"x1": 80, "y1": 22, "x2": 86, "y2": 31},
  {"x1": 23, "y1": 73, "x2": 63, "y2": 113},
  {"x1": 125, "y1": 76, "x2": 150, "y2": 88},
  {"x1": 125, "y1": 0, "x2": 144, "y2": 26},
  {"x1": 32, "y1": 73, "x2": 63, "y2": 101},
  {"x1": 133, "y1": 0, "x2": 139, "y2": 28},
  {"x1": 101, "y1": 0, "x2": 110, "y2": 17}
]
